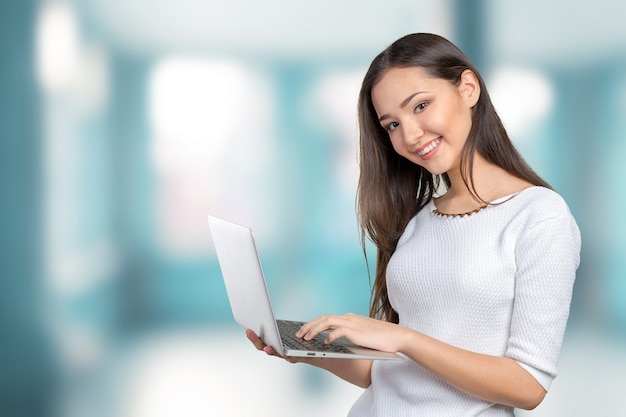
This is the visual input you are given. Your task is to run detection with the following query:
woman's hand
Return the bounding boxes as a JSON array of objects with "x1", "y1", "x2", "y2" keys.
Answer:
[
  {"x1": 245, "y1": 329, "x2": 305, "y2": 364},
  {"x1": 295, "y1": 313, "x2": 406, "y2": 353},
  {"x1": 246, "y1": 324, "x2": 375, "y2": 388}
]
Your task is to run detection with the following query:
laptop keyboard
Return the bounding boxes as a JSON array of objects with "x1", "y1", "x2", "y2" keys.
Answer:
[{"x1": 277, "y1": 320, "x2": 354, "y2": 354}]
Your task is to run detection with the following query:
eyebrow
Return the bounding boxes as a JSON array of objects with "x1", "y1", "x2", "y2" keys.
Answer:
[{"x1": 378, "y1": 91, "x2": 427, "y2": 122}]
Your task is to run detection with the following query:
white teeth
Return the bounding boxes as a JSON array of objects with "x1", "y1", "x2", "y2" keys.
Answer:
[{"x1": 417, "y1": 139, "x2": 441, "y2": 156}]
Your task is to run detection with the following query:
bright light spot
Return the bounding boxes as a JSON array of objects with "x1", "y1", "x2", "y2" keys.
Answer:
[
  {"x1": 149, "y1": 58, "x2": 270, "y2": 177},
  {"x1": 149, "y1": 58, "x2": 274, "y2": 256},
  {"x1": 489, "y1": 67, "x2": 555, "y2": 141},
  {"x1": 36, "y1": 3, "x2": 81, "y2": 92}
]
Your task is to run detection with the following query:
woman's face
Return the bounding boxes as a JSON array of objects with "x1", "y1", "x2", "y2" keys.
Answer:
[{"x1": 371, "y1": 66, "x2": 479, "y2": 176}]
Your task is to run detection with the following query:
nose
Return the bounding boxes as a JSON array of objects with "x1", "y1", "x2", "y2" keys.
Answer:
[{"x1": 401, "y1": 120, "x2": 425, "y2": 148}]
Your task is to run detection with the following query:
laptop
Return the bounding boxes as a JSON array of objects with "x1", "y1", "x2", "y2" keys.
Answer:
[{"x1": 208, "y1": 214, "x2": 402, "y2": 360}]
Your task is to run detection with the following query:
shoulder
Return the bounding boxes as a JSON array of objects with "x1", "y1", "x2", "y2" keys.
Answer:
[
  {"x1": 506, "y1": 186, "x2": 574, "y2": 222},
  {"x1": 507, "y1": 187, "x2": 580, "y2": 246}
]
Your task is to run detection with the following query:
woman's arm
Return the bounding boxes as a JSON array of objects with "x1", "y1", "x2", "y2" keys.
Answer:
[
  {"x1": 297, "y1": 314, "x2": 545, "y2": 410},
  {"x1": 245, "y1": 329, "x2": 373, "y2": 388},
  {"x1": 303, "y1": 357, "x2": 373, "y2": 389},
  {"x1": 398, "y1": 328, "x2": 546, "y2": 410}
]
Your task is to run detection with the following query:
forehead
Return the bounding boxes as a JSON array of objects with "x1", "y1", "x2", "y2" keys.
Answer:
[
  {"x1": 371, "y1": 67, "x2": 456, "y2": 115},
  {"x1": 377, "y1": 66, "x2": 432, "y2": 84},
  {"x1": 372, "y1": 67, "x2": 446, "y2": 100}
]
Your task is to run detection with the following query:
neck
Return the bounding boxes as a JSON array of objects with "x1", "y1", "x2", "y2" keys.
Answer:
[
  {"x1": 445, "y1": 153, "x2": 495, "y2": 201},
  {"x1": 436, "y1": 153, "x2": 532, "y2": 214}
]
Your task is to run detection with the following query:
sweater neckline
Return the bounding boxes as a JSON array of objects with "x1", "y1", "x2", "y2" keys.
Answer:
[
  {"x1": 432, "y1": 204, "x2": 488, "y2": 218},
  {"x1": 430, "y1": 186, "x2": 540, "y2": 218}
]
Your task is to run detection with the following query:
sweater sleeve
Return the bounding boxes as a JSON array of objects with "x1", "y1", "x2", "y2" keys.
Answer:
[{"x1": 506, "y1": 209, "x2": 581, "y2": 391}]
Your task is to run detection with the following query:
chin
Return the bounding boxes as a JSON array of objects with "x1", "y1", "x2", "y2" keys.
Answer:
[
  {"x1": 419, "y1": 163, "x2": 447, "y2": 176},
  {"x1": 406, "y1": 154, "x2": 450, "y2": 176}
]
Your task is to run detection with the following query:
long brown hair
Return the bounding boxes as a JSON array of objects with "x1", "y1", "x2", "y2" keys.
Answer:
[{"x1": 357, "y1": 33, "x2": 551, "y2": 323}]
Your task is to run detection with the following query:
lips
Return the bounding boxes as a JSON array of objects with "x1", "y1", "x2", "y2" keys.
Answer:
[{"x1": 416, "y1": 138, "x2": 442, "y2": 157}]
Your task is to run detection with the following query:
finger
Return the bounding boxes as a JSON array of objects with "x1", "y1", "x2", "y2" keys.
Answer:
[
  {"x1": 298, "y1": 315, "x2": 341, "y2": 341},
  {"x1": 247, "y1": 330, "x2": 307, "y2": 362},
  {"x1": 263, "y1": 343, "x2": 293, "y2": 359},
  {"x1": 295, "y1": 316, "x2": 327, "y2": 339},
  {"x1": 285, "y1": 355, "x2": 308, "y2": 364},
  {"x1": 324, "y1": 327, "x2": 350, "y2": 344},
  {"x1": 245, "y1": 330, "x2": 290, "y2": 358},
  {"x1": 314, "y1": 314, "x2": 363, "y2": 344},
  {"x1": 246, "y1": 329, "x2": 268, "y2": 351},
  {"x1": 263, "y1": 345, "x2": 277, "y2": 355}
]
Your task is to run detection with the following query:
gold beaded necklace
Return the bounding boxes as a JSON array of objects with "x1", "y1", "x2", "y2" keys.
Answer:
[{"x1": 432, "y1": 204, "x2": 488, "y2": 218}]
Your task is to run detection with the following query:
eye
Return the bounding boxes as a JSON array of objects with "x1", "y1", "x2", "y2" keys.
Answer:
[
  {"x1": 385, "y1": 121, "x2": 399, "y2": 132},
  {"x1": 414, "y1": 101, "x2": 429, "y2": 112}
]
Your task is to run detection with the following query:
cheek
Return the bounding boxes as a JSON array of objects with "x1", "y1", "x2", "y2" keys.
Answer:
[
  {"x1": 389, "y1": 136, "x2": 404, "y2": 155},
  {"x1": 455, "y1": 110, "x2": 474, "y2": 139},
  {"x1": 438, "y1": 105, "x2": 472, "y2": 138}
]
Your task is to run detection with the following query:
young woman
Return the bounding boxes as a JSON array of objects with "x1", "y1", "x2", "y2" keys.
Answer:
[{"x1": 247, "y1": 33, "x2": 581, "y2": 416}]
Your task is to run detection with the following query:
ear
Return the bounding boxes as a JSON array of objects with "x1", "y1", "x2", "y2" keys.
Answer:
[{"x1": 458, "y1": 69, "x2": 480, "y2": 107}]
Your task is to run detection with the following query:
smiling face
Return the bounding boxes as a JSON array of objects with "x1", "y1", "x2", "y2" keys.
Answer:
[{"x1": 371, "y1": 66, "x2": 480, "y2": 176}]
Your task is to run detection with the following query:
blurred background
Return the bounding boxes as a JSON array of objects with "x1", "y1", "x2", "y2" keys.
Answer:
[{"x1": 1, "y1": 0, "x2": 625, "y2": 415}]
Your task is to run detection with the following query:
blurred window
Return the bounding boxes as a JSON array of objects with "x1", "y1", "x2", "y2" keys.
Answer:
[{"x1": 148, "y1": 58, "x2": 275, "y2": 257}]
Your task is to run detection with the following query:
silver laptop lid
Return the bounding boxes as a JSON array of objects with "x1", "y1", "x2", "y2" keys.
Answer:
[{"x1": 208, "y1": 215, "x2": 285, "y2": 355}]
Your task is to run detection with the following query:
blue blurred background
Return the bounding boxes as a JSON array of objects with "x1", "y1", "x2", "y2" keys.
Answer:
[{"x1": 2, "y1": 0, "x2": 625, "y2": 416}]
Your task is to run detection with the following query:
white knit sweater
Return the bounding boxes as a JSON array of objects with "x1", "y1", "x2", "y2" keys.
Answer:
[{"x1": 348, "y1": 186, "x2": 581, "y2": 417}]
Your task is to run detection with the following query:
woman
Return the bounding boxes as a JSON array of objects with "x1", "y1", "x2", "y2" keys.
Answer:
[{"x1": 247, "y1": 33, "x2": 581, "y2": 416}]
